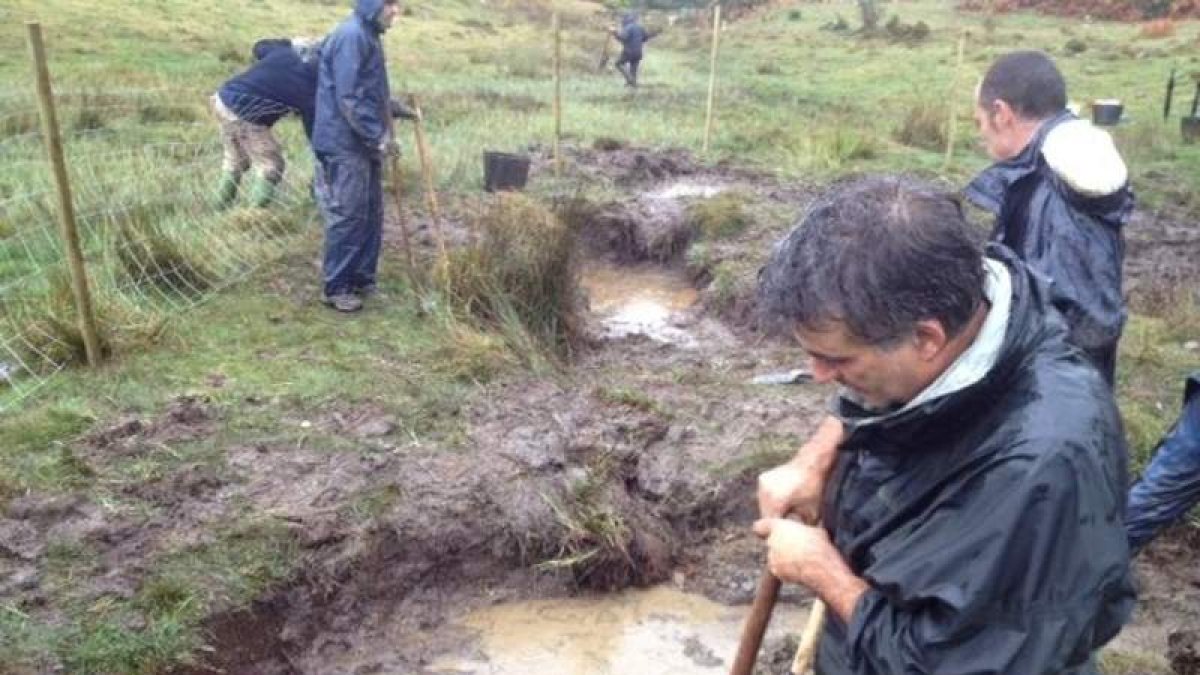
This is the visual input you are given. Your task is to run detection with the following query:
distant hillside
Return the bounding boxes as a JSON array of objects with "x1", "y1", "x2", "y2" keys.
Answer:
[{"x1": 958, "y1": 0, "x2": 1200, "y2": 20}]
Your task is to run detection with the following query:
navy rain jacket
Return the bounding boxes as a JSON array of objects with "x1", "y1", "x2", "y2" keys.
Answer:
[
  {"x1": 817, "y1": 248, "x2": 1135, "y2": 674},
  {"x1": 616, "y1": 13, "x2": 653, "y2": 58},
  {"x1": 313, "y1": 0, "x2": 392, "y2": 158},
  {"x1": 965, "y1": 112, "x2": 1133, "y2": 358},
  {"x1": 218, "y1": 41, "x2": 319, "y2": 139}
]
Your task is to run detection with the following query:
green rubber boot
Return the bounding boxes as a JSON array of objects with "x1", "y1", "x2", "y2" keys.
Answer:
[
  {"x1": 215, "y1": 172, "x2": 240, "y2": 209},
  {"x1": 248, "y1": 176, "x2": 279, "y2": 209}
]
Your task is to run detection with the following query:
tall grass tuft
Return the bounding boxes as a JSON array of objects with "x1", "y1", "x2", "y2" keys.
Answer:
[
  {"x1": 441, "y1": 193, "x2": 581, "y2": 356},
  {"x1": 113, "y1": 209, "x2": 213, "y2": 298},
  {"x1": 894, "y1": 99, "x2": 947, "y2": 152}
]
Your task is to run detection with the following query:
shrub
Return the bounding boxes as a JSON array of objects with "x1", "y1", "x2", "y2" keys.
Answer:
[
  {"x1": 442, "y1": 194, "x2": 581, "y2": 353},
  {"x1": 894, "y1": 99, "x2": 947, "y2": 151},
  {"x1": 686, "y1": 193, "x2": 752, "y2": 240}
]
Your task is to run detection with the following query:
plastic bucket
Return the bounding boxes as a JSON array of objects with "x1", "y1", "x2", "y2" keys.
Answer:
[
  {"x1": 1092, "y1": 100, "x2": 1123, "y2": 126},
  {"x1": 483, "y1": 151, "x2": 531, "y2": 192},
  {"x1": 1182, "y1": 116, "x2": 1200, "y2": 144}
]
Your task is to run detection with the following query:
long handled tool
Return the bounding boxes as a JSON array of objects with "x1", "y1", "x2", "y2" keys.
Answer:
[
  {"x1": 387, "y1": 153, "x2": 416, "y2": 282},
  {"x1": 409, "y1": 97, "x2": 446, "y2": 264},
  {"x1": 790, "y1": 598, "x2": 827, "y2": 674},
  {"x1": 598, "y1": 30, "x2": 613, "y2": 70},
  {"x1": 731, "y1": 567, "x2": 782, "y2": 675}
]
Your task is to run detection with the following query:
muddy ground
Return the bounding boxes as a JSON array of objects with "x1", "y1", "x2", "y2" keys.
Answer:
[{"x1": 2, "y1": 144, "x2": 1198, "y2": 674}]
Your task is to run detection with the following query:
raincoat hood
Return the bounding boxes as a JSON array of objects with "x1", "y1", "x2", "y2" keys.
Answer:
[
  {"x1": 355, "y1": 0, "x2": 388, "y2": 32},
  {"x1": 622, "y1": 12, "x2": 638, "y2": 25}
]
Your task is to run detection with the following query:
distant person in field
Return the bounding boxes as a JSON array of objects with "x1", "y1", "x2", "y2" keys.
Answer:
[
  {"x1": 1126, "y1": 371, "x2": 1200, "y2": 553},
  {"x1": 612, "y1": 12, "x2": 656, "y2": 88},
  {"x1": 965, "y1": 50, "x2": 1134, "y2": 386},
  {"x1": 210, "y1": 37, "x2": 322, "y2": 209},
  {"x1": 313, "y1": 0, "x2": 403, "y2": 314}
]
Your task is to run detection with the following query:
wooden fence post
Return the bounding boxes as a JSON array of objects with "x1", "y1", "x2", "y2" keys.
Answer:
[
  {"x1": 943, "y1": 30, "x2": 967, "y2": 170},
  {"x1": 703, "y1": 5, "x2": 722, "y2": 154},
  {"x1": 553, "y1": 10, "x2": 563, "y2": 177},
  {"x1": 26, "y1": 22, "x2": 102, "y2": 367}
]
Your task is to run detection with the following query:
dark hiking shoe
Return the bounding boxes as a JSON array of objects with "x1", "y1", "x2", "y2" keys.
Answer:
[{"x1": 322, "y1": 293, "x2": 363, "y2": 313}]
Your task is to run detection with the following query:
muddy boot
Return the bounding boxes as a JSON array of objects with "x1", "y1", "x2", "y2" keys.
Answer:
[
  {"x1": 214, "y1": 172, "x2": 240, "y2": 209},
  {"x1": 248, "y1": 176, "x2": 279, "y2": 208}
]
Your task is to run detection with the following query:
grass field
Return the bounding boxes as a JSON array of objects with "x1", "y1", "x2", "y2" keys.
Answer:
[{"x1": 0, "y1": 0, "x2": 1197, "y2": 670}]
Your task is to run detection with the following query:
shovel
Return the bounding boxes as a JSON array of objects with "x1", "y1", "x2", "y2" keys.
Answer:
[
  {"x1": 598, "y1": 31, "x2": 613, "y2": 70},
  {"x1": 730, "y1": 567, "x2": 781, "y2": 675}
]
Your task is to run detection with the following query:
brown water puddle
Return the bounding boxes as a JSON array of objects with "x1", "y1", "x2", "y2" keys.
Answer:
[
  {"x1": 581, "y1": 263, "x2": 700, "y2": 346},
  {"x1": 428, "y1": 585, "x2": 810, "y2": 674}
]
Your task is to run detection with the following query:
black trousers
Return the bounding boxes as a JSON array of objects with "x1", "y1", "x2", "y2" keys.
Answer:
[{"x1": 615, "y1": 52, "x2": 641, "y2": 86}]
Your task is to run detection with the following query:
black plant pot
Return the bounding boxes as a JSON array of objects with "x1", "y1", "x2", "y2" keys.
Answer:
[
  {"x1": 483, "y1": 151, "x2": 531, "y2": 192},
  {"x1": 1182, "y1": 116, "x2": 1200, "y2": 144},
  {"x1": 1092, "y1": 101, "x2": 1124, "y2": 126}
]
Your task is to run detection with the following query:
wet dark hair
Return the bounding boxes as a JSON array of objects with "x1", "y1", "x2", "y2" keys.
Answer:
[
  {"x1": 758, "y1": 176, "x2": 985, "y2": 347},
  {"x1": 979, "y1": 50, "x2": 1067, "y2": 121}
]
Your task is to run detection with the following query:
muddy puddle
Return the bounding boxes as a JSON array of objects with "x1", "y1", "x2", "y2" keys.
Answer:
[
  {"x1": 581, "y1": 262, "x2": 701, "y2": 346},
  {"x1": 427, "y1": 585, "x2": 810, "y2": 675}
]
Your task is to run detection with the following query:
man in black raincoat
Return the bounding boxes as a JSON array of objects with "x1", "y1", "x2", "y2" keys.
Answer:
[
  {"x1": 965, "y1": 51, "x2": 1133, "y2": 386},
  {"x1": 755, "y1": 176, "x2": 1134, "y2": 674}
]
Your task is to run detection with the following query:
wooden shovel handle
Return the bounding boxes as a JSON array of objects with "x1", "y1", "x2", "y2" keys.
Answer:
[
  {"x1": 790, "y1": 598, "x2": 827, "y2": 674},
  {"x1": 731, "y1": 567, "x2": 781, "y2": 675}
]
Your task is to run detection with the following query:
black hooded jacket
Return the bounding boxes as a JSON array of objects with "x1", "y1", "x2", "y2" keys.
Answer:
[
  {"x1": 965, "y1": 112, "x2": 1133, "y2": 357},
  {"x1": 816, "y1": 248, "x2": 1135, "y2": 674},
  {"x1": 616, "y1": 14, "x2": 653, "y2": 58},
  {"x1": 219, "y1": 40, "x2": 319, "y2": 139}
]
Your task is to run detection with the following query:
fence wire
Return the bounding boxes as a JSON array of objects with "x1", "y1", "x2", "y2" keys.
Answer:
[{"x1": 0, "y1": 87, "x2": 317, "y2": 412}]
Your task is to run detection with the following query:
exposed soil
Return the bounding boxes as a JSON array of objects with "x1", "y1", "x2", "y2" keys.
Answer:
[{"x1": 4, "y1": 145, "x2": 1198, "y2": 674}]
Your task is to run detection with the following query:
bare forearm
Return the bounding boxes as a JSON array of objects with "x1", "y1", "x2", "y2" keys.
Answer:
[
  {"x1": 810, "y1": 562, "x2": 870, "y2": 624},
  {"x1": 792, "y1": 415, "x2": 842, "y2": 475}
]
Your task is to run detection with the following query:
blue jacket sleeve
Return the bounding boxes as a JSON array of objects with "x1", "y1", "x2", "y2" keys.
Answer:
[
  {"x1": 840, "y1": 446, "x2": 1132, "y2": 675},
  {"x1": 329, "y1": 31, "x2": 387, "y2": 148}
]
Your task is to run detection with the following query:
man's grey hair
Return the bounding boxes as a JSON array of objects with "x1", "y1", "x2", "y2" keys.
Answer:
[{"x1": 758, "y1": 176, "x2": 986, "y2": 347}]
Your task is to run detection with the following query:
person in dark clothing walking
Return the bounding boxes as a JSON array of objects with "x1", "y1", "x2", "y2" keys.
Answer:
[
  {"x1": 612, "y1": 13, "x2": 655, "y2": 87},
  {"x1": 965, "y1": 50, "x2": 1134, "y2": 385},
  {"x1": 211, "y1": 37, "x2": 321, "y2": 208},
  {"x1": 1126, "y1": 371, "x2": 1200, "y2": 553},
  {"x1": 754, "y1": 176, "x2": 1134, "y2": 675},
  {"x1": 313, "y1": 0, "x2": 401, "y2": 313}
]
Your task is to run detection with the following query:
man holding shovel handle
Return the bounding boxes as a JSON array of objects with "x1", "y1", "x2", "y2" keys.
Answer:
[{"x1": 745, "y1": 176, "x2": 1134, "y2": 675}]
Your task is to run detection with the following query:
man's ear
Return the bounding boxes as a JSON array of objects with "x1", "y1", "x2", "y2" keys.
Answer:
[
  {"x1": 991, "y1": 99, "x2": 1017, "y2": 129},
  {"x1": 912, "y1": 320, "x2": 950, "y2": 361}
]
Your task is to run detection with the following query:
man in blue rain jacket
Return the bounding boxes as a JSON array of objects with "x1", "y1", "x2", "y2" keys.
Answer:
[{"x1": 313, "y1": 0, "x2": 401, "y2": 313}]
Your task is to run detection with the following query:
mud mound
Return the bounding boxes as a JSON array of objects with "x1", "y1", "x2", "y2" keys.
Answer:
[
  {"x1": 1124, "y1": 210, "x2": 1200, "y2": 302},
  {"x1": 1172, "y1": 630, "x2": 1200, "y2": 675},
  {"x1": 958, "y1": 0, "x2": 1200, "y2": 20},
  {"x1": 576, "y1": 197, "x2": 695, "y2": 263}
]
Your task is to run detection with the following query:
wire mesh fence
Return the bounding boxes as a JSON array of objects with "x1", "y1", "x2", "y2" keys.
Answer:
[{"x1": 0, "y1": 85, "x2": 317, "y2": 412}]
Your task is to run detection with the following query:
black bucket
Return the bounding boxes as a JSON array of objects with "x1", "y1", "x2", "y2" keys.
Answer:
[
  {"x1": 483, "y1": 151, "x2": 531, "y2": 192},
  {"x1": 1092, "y1": 100, "x2": 1123, "y2": 126},
  {"x1": 1182, "y1": 116, "x2": 1200, "y2": 144}
]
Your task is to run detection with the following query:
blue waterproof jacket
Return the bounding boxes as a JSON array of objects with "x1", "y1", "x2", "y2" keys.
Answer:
[
  {"x1": 313, "y1": 0, "x2": 392, "y2": 157},
  {"x1": 817, "y1": 248, "x2": 1134, "y2": 674},
  {"x1": 965, "y1": 112, "x2": 1133, "y2": 356},
  {"x1": 616, "y1": 13, "x2": 652, "y2": 58},
  {"x1": 218, "y1": 41, "x2": 319, "y2": 139}
]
